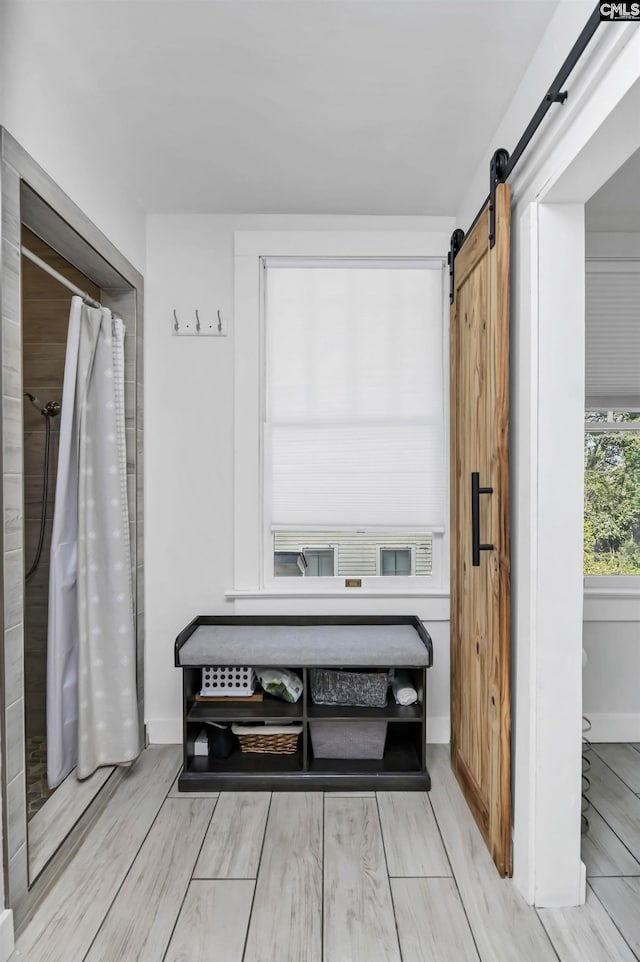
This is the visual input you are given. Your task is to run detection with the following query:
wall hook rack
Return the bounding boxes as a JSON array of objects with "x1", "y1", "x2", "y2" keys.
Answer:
[{"x1": 171, "y1": 308, "x2": 227, "y2": 337}]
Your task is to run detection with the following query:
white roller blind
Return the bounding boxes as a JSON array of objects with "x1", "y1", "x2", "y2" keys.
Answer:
[
  {"x1": 265, "y1": 261, "x2": 445, "y2": 528},
  {"x1": 586, "y1": 269, "x2": 640, "y2": 409}
]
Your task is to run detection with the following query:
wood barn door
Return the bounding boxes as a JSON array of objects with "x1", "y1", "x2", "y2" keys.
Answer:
[{"x1": 450, "y1": 183, "x2": 512, "y2": 876}]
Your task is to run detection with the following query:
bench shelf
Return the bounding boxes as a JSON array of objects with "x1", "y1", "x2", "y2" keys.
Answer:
[{"x1": 175, "y1": 615, "x2": 433, "y2": 792}]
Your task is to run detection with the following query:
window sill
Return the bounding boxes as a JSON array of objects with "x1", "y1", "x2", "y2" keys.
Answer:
[
  {"x1": 225, "y1": 587, "x2": 451, "y2": 621},
  {"x1": 583, "y1": 581, "x2": 640, "y2": 623},
  {"x1": 225, "y1": 587, "x2": 450, "y2": 600},
  {"x1": 584, "y1": 576, "x2": 640, "y2": 601},
  {"x1": 584, "y1": 586, "x2": 640, "y2": 600}
]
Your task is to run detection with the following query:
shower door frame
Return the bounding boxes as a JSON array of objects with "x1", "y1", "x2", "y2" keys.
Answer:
[{"x1": 0, "y1": 127, "x2": 145, "y2": 923}]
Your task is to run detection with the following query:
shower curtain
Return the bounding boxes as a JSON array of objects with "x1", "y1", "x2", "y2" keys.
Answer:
[{"x1": 47, "y1": 297, "x2": 140, "y2": 787}]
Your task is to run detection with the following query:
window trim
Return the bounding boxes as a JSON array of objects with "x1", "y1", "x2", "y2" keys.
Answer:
[{"x1": 232, "y1": 228, "x2": 452, "y2": 605}]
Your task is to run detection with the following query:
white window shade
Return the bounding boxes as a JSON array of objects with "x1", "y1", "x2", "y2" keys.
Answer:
[
  {"x1": 586, "y1": 270, "x2": 640, "y2": 409},
  {"x1": 265, "y1": 262, "x2": 445, "y2": 529}
]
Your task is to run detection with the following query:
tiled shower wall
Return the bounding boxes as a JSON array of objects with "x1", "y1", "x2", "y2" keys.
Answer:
[{"x1": 21, "y1": 228, "x2": 101, "y2": 736}]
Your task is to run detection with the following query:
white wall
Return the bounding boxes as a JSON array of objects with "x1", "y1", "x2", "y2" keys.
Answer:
[
  {"x1": 145, "y1": 213, "x2": 454, "y2": 745},
  {"x1": 0, "y1": 3, "x2": 145, "y2": 272},
  {"x1": 457, "y1": 1, "x2": 640, "y2": 906},
  {"x1": 583, "y1": 622, "x2": 640, "y2": 741}
]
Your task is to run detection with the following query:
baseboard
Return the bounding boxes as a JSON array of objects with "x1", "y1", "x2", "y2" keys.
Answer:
[
  {"x1": 147, "y1": 718, "x2": 182, "y2": 745},
  {"x1": 0, "y1": 908, "x2": 14, "y2": 961},
  {"x1": 585, "y1": 713, "x2": 640, "y2": 742},
  {"x1": 426, "y1": 715, "x2": 450, "y2": 744}
]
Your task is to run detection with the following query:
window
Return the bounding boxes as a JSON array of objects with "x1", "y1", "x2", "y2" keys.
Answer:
[
  {"x1": 380, "y1": 548, "x2": 413, "y2": 576},
  {"x1": 274, "y1": 551, "x2": 305, "y2": 577},
  {"x1": 584, "y1": 412, "x2": 640, "y2": 576},
  {"x1": 303, "y1": 549, "x2": 335, "y2": 577},
  {"x1": 273, "y1": 547, "x2": 335, "y2": 577},
  {"x1": 263, "y1": 257, "x2": 445, "y2": 586},
  {"x1": 584, "y1": 263, "x2": 640, "y2": 583}
]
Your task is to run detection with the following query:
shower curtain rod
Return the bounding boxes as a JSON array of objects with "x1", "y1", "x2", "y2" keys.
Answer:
[{"x1": 22, "y1": 244, "x2": 107, "y2": 311}]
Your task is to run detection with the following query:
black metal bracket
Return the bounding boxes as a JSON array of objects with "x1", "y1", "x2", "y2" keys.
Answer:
[
  {"x1": 447, "y1": 228, "x2": 466, "y2": 304},
  {"x1": 546, "y1": 90, "x2": 568, "y2": 105},
  {"x1": 489, "y1": 148, "x2": 510, "y2": 249}
]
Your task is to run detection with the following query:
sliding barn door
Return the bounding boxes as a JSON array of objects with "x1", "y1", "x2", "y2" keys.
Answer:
[{"x1": 450, "y1": 183, "x2": 512, "y2": 876}]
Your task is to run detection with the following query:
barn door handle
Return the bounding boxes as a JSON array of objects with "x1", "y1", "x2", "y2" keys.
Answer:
[{"x1": 471, "y1": 472, "x2": 493, "y2": 566}]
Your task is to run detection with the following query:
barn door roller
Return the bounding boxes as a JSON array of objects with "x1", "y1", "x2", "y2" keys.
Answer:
[
  {"x1": 447, "y1": 228, "x2": 465, "y2": 304},
  {"x1": 489, "y1": 148, "x2": 510, "y2": 249}
]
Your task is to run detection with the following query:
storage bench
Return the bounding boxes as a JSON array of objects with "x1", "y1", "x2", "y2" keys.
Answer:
[{"x1": 174, "y1": 615, "x2": 433, "y2": 792}]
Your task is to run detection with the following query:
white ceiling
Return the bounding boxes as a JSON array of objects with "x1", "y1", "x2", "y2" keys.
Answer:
[
  {"x1": 4, "y1": 0, "x2": 561, "y2": 216},
  {"x1": 586, "y1": 148, "x2": 640, "y2": 232}
]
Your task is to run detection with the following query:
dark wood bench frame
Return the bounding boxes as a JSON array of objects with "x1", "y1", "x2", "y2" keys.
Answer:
[{"x1": 175, "y1": 615, "x2": 433, "y2": 792}]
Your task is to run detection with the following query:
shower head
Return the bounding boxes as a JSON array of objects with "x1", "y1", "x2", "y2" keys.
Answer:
[{"x1": 24, "y1": 392, "x2": 44, "y2": 413}]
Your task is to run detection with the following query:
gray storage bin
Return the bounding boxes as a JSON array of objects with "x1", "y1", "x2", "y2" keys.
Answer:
[
  {"x1": 310, "y1": 668, "x2": 388, "y2": 708},
  {"x1": 310, "y1": 720, "x2": 388, "y2": 759}
]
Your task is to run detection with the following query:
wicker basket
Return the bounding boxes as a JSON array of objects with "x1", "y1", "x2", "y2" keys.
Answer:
[{"x1": 231, "y1": 723, "x2": 302, "y2": 754}]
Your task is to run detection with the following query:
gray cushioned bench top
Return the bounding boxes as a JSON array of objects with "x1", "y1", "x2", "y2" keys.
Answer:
[{"x1": 177, "y1": 624, "x2": 430, "y2": 667}]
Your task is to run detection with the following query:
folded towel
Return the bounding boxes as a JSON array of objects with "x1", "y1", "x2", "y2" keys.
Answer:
[
  {"x1": 231, "y1": 723, "x2": 303, "y2": 736},
  {"x1": 392, "y1": 671, "x2": 418, "y2": 706}
]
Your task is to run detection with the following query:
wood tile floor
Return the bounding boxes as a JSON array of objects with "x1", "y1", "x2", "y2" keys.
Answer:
[{"x1": 10, "y1": 743, "x2": 640, "y2": 961}]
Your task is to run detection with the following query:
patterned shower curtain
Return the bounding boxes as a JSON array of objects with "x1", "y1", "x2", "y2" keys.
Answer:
[{"x1": 47, "y1": 297, "x2": 140, "y2": 787}]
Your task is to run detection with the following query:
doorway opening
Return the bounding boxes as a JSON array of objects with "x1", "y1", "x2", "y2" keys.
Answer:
[
  {"x1": 580, "y1": 148, "x2": 640, "y2": 883},
  {"x1": 0, "y1": 131, "x2": 145, "y2": 925},
  {"x1": 510, "y1": 67, "x2": 640, "y2": 905}
]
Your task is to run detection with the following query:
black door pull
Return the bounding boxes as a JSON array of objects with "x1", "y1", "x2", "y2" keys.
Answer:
[{"x1": 471, "y1": 472, "x2": 493, "y2": 566}]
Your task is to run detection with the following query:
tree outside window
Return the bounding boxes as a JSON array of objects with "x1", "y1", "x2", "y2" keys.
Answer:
[{"x1": 584, "y1": 412, "x2": 640, "y2": 575}]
